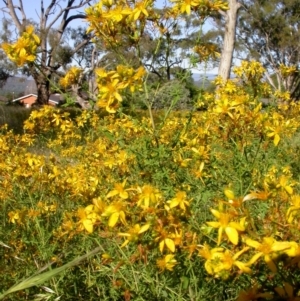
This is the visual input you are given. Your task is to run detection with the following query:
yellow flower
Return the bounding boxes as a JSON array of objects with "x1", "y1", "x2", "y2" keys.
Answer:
[
  {"x1": 77, "y1": 205, "x2": 100, "y2": 233},
  {"x1": 279, "y1": 64, "x2": 297, "y2": 77},
  {"x1": 130, "y1": 0, "x2": 150, "y2": 21},
  {"x1": 198, "y1": 244, "x2": 224, "y2": 275},
  {"x1": 8, "y1": 211, "x2": 20, "y2": 224},
  {"x1": 106, "y1": 179, "x2": 130, "y2": 199},
  {"x1": 276, "y1": 175, "x2": 294, "y2": 195},
  {"x1": 136, "y1": 184, "x2": 161, "y2": 208},
  {"x1": 1, "y1": 25, "x2": 40, "y2": 66},
  {"x1": 107, "y1": 6, "x2": 132, "y2": 22},
  {"x1": 224, "y1": 188, "x2": 235, "y2": 200},
  {"x1": 118, "y1": 223, "x2": 150, "y2": 247},
  {"x1": 206, "y1": 209, "x2": 245, "y2": 245},
  {"x1": 220, "y1": 248, "x2": 252, "y2": 274},
  {"x1": 266, "y1": 122, "x2": 281, "y2": 146},
  {"x1": 102, "y1": 201, "x2": 127, "y2": 227},
  {"x1": 285, "y1": 241, "x2": 300, "y2": 257},
  {"x1": 245, "y1": 237, "x2": 291, "y2": 272},
  {"x1": 284, "y1": 241, "x2": 300, "y2": 267},
  {"x1": 167, "y1": 191, "x2": 190, "y2": 211},
  {"x1": 93, "y1": 197, "x2": 106, "y2": 214},
  {"x1": 60, "y1": 66, "x2": 83, "y2": 88},
  {"x1": 159, "y1": 237, "x2": 176, "y2": 253},
  {"x1": 199, "y1": 245, "x2": 251, "y2": 277},
  {"x1": 286, "y1": 195, "x2": 300, "y2": 223},
  {"x1": 198, "y1": 243, "x2": 224, "y2": 260},
  {"x1": 156, "y1": 254, "x2": 177, "y2": 271}
]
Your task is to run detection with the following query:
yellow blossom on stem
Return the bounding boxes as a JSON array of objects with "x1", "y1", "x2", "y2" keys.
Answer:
[
  {"x1": 198, "y1": 243, "x2": 224, "y2": 260},
  {"x1": 245, "y1": 237, "x2": 292, "y2": 272},
  {"x1": 198, "y1": 244, "x2": 224, "y2": 275},
  {"x1": 136, "y1": 184, "x2": 161, "y2": 208},
  {"x1": 8, "y1": 211, "x2": 20, "y2": 224},
  {"x1": 266, "y1": 120, "x2": 281, "y2": 146},
  {"x1": 156, "y1": 254, "x2": 177, "y2": 271},
  {"x1": 279, "y1": 64, "x2": 297, "y2": 77},
  {"x1": 199, "y1": 244, "x2": 251, "y2": 277},
  {"x1": 130, "y1": 0, "x2": 151, "y2": 21},
  {"x1": 102, "y1": 201, "x2": 127, "y2": 227},
  {"x1": 167, "y1": 191, "x2": 190, "y2": 211},
  {"x1": 284, "y1": 242, "x2": 300, "y2": 267},
  {"x1": 77, "y1": 205, "x2": 100, "y2": 233},
  {"x1": 159, "y1": 237, "x2": 176, "y2": 253},
  {"x1": 1, "y1": 25, "x2": 40, "y2": 66},
  {"x1": 220, "y1": 248, "x2": 252, "y2": 274},
  {"x1": 92, "y1": 197, "x2": 106, "y2": 214},
  {"x1": 206, "y1": 209, "x2": 245, "y2": 245},
  {"x1": 118, "y1": 223, "x2": 150, "y2": 247},
  {"x1": 106, "y1": 179, "x2": 130, "y2": 199},
  {"x1": 170, "y1": 0, "x2": 198, "y2": 14},
  {"x1": 286, "y1": 195, "x2": 300, "y2": 223},
  {"x1": 276, "y1": 175, "x2": 294, "y2": 195}
]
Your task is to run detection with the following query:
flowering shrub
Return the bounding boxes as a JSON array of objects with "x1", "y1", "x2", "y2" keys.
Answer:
[
  {"x1": 2, "y1": 0, "x2": 300, "y2": 300},
  {"x1": 1, "y1": 62, "x2": 300, "y2": 300}
]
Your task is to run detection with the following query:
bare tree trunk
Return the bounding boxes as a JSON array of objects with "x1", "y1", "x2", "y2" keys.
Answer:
[
  {"x1": 218, "y1": 0, "x2": 241, "y2": 81},
  {"x1": 36, "y1": 81, "x2": 50, "y2": 105},
  {"x1": 71, "y1": 84, "x2": 91, "y2": 109},
  {"x1": 29, "y1": 65, "x2": 51, "y2": 105}
]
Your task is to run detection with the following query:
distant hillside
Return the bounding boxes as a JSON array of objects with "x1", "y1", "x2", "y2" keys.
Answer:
[
  {"x1": 0, "y1": 77, "x2": 36, "y2": 98},
  {"x1": 192, "y1": 73, "x2": 217, "y2": 88}
]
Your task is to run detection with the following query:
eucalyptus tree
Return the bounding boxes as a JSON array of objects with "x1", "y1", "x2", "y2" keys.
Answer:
[
  {"x1": 237, "y1": 0, "x2": 300, "y2": 98},
  {"x1": 218, "y1": 0, "x2": 241, "y2": 80}
]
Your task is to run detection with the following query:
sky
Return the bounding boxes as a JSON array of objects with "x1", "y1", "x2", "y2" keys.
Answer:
[{"x1": 0, "y1": 0, "x2": 219, "y2": 74}]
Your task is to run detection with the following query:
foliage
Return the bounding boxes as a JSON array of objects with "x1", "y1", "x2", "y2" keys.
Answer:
[
  {"x1": 1, "y1": 62, "x2": 300, "y2": 300},
  {"x1": 2, "y1": 0, "x2": 300, "y2": 300}
]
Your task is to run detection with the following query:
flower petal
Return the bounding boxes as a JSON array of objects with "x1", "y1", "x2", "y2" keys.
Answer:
[
  {"x1": 225, "y1": 226, "x2": 238, "y2": 245},
  {"x1": 206, "y1": 222, "x2": 221, "y2": 228},
  {"x1": 247, "y1": 252, "x2": 263, "y2": 266},
  {"x1": 138, "y1": 224, "x2": 150, "y2": 234},
  {"x1": 245, "y1": 238, "x2": 261, "y2": 249},
  {"x1": 265, "y1": 255, "x2": 277, "y2": 272},
  {"x1": 108, "y1": 212, "x2": 119, "y2": 227},
  {"x1": 165, "y1": 238, "x2": 175, "y2": 252}
]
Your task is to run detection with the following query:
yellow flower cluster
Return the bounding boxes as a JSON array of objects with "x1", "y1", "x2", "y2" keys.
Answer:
[
  {"x1": 170, "y1": 0, "x2": 228, "y2": 16},
  {"x1": 95, "y1": 65, "x2": 146, "y2": 112},
  {"x1": 194, "y1": 43, "x2": 220, "y2": 63},
  {"x1": 85, "y1": 0, "x2": 156, "y2": 46},
  {"x1": 279, "y1": 63, "x2": 297, "y2": 77},
  {"x1": 1, "y1": 25, "x2": 40, "y2": 66},
  {"x1": 2, "y1": 61, "x2": 300, "y2": 297},
  {"x1": 59, "y1": 66, "x2": 83, "y2": 88}
]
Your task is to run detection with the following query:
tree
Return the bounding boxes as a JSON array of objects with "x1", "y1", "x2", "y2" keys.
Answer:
[
  {"x1": 218, "y1": 0, "x2": 241, "y2": 80},
  {"x1": 237, "y1": 0, "x2": 300, "y2": 99},
  {"x1": 1, "y1": 0, "x2": 93, "y2": 105}
]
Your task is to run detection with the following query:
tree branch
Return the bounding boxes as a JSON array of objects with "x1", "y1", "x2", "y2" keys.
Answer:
[
  {"x1": 5, "y1": 0, "x2": 23, "y2": 32},
  {"x1": 46, "y1": 0, "x2": 91, "y2": 31},
  {"x1": 18, "y1": 0, "x2": 26, "y2": 25}
]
